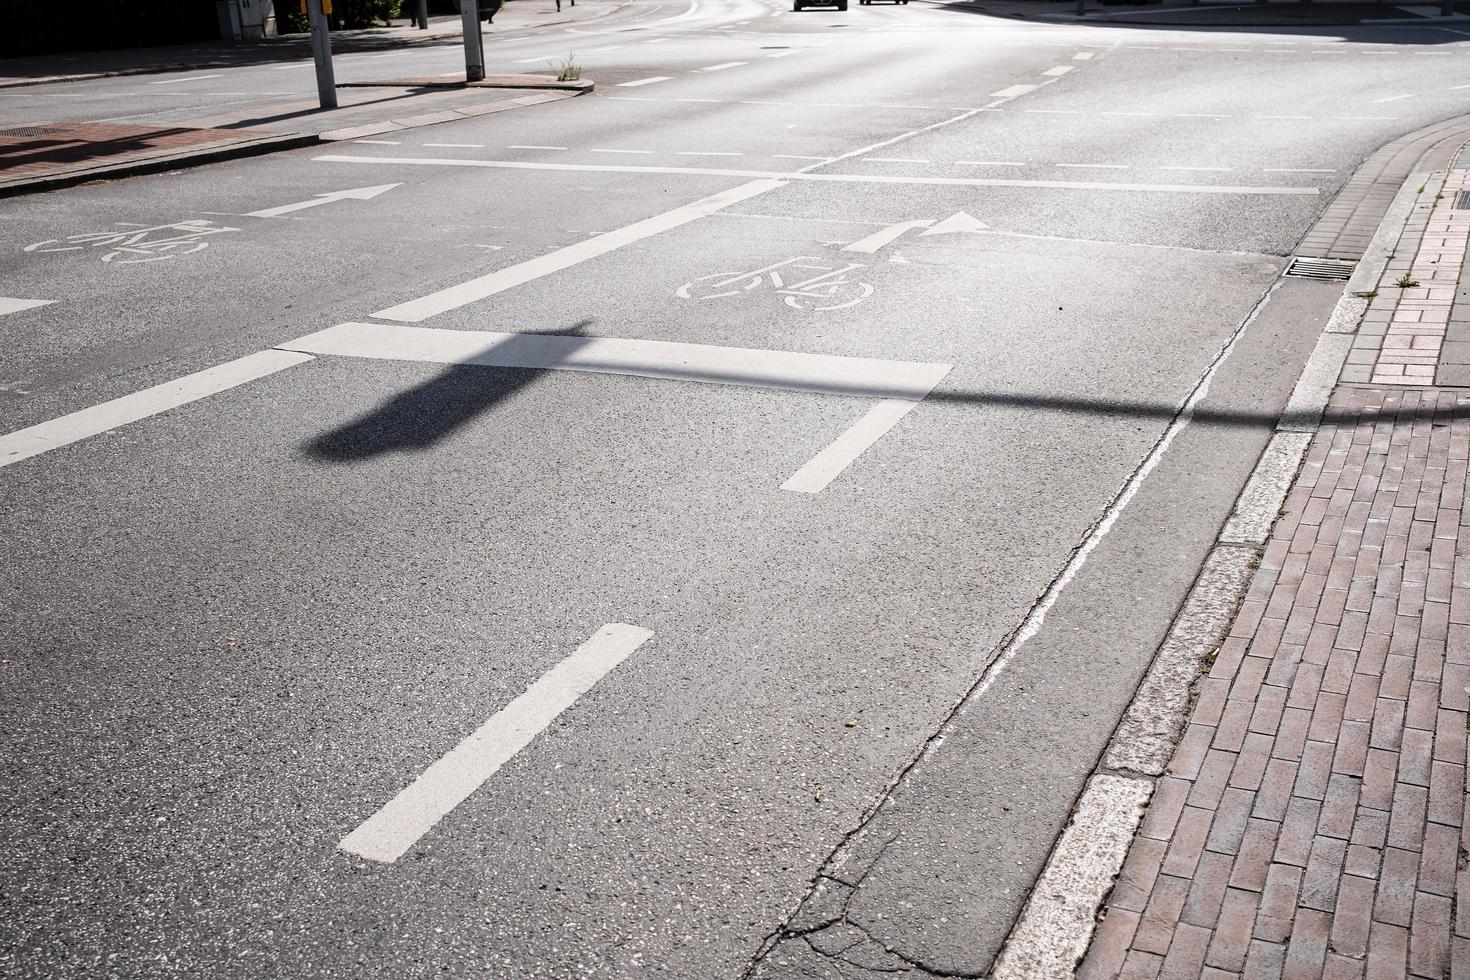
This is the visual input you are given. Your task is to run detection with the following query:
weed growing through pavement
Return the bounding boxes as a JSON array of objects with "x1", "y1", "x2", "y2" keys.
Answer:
[
  {"x1": 551, "y1": 54, "x2": 582, "y2": 81},
  {"x1": 1396, "y1": 275, "x2": 1421, "y2": 288}
]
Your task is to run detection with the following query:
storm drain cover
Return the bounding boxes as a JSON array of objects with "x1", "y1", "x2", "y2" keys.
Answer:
[
  {"x1": 1284, "y1": 256, "x2": 1356, "y2": 282},
  {"x1": 0, "y1": 126, "x2": 68, "y2": 138},
  {"x1": 1455, "y1": 190, "x2": 1470, "y2": 210}
]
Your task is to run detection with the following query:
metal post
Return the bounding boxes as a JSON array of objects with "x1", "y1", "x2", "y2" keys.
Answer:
[
  {"x1": 1444, "y1": 0, "x2": 1454, "y2": 17},
  {"x1": 416, "y1": 0, "x2": 428, "y2": 28},
  {"x1": 461, "y1": 1, "x2": 485, "y2": 82},
  {"x1": 1076, "y1": 0, "x2": 1084, "y2": 16},
  {"x1": 308, "y1": 0, "x2": 337, "y2": 109}
]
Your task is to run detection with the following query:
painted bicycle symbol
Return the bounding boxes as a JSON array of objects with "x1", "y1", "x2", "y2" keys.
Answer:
[
  {"x1": 23, "y1": 219, "x2": 239, "y2": 264},
  {"x1": 677, "y1": 257, "x2": 875, "y2": 311}
]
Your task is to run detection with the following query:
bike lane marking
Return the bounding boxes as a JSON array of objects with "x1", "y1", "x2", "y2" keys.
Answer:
[
  {"x1": 371, "y1": 178, "x2": 787, "y2": 322},
  {"x1": 781, "y1": 398, "x2": 925, "y2": 494},
  {"x1": 339, "y1": 623, "x2": 654, "y2": 865},
  {"x1": 0, "y1": 350, "x2": 314, "y2": 469}
]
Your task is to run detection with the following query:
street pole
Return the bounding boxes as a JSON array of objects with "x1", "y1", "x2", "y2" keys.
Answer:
[
  {"x1": 1075, "y1": 0, "x2": 1084, "y2": 16},
  {"x1": 417, "y1": 0, "x2": 429, "y2": 28},
  {"x1": 307, "y1": 0, "x2": 337, "y2": 109},
  {"x1": 1444, "y1": 0, "x2": 1454, "y2": 17},
  {"x1": 461, "y1": 1, "x2": 485, "y2": 82}
]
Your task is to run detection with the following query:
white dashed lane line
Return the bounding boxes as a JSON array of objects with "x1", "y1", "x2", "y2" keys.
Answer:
[
  {"x1": 592, "y1": 148, "x2": 655, "y2": 154},
  {"x1": 700, "y1": 61, "x2": 748, "y2": 71},
  {"x1": 353, "y1": 139, "x2": 401, "y2": 145},
  {"x1": 424, "y1": 143, "x2": 485, "y2": 148},
  {"x1": 1057, "y1": 163, "x2": 1128, "y2": 169},
  {"x1": 991, "y1": 84, "x2": 1038, "y2": 98},
  {"x1": 509, "y1": 145, "x2": 567, "y2": 150},
  {"x1": 1073, "y1": 52, "x2": 1095, "y2": 60},
  {"x1": 1043, "y1": 66, "x2": 1074, "y2": 76},
  {"x1": 618, "y1": 76, "x2": 674, "y2": 87},
  {"x1": 678, "y1": 151, "x2": 744, "y2": 156}
]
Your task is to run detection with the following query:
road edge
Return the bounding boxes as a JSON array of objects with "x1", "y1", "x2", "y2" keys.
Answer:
[{"x1": 989, "y1": 118, "x2": 1470, "y2": 979}]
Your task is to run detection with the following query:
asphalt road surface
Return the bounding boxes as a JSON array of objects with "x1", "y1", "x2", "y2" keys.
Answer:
[{"x1": 2, "y1": 2, "x2": 1468, "y2": 977}]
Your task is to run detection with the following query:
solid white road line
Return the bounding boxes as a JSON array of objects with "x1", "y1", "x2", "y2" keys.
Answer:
[
  {"x1": 338, "y1": 623, "x2": 654, "y2": 865},
  {"x1": 353, "y1": 139, "x2": 401, "y2": 145},
  {"x1": 701, "y1": 61, "x2": 748, "y2": 71},
  {"x1": 149, "y1": 73, "x2": 224, "y2": 84},
  {"x1": 990, "y1": 84, "x2": 1037, "y2": 98},
  {"x1": 317, "y1": 155, "x2": 1322, "y2": 197},
  {"x1": 279, "y1": 322, "x2": 956, "y2": 400},
  {"x1": 956, "y1": 160, "x2": 1025, "y2": 166},
  {"x1": 592, "y1": 148, "x2": 655, "y2": 154},
  {"x1": 509, "y1": 144, "x2": 567, "y2": 150},
  {"x1": 1042, "y1": 66, "x2": 1074, "y2": 76},
  {"x1": 0, "y1": 350, "x2": 312, "y2": 469},
  {"x1": 677, "y1": 150, "x2": 743, "y2": 156},
  {"x1": 0, "y1": 298, "x2": 55, "y2": 316},
  {"x1": 371, "y1": 178, "x2": 786, "y2": 322},
  {"x1": 782, "y1": 399, "x2": 922, "y2": 494},
  {"x1": 1072, "y1": 51, "x2": 1094, "y2": 60},
  {"x1": 1264, "y1": 167, "x2": 1335, "y2": 173},
  {"x1": 619, "y1": 76, "x2": 675, "y2": 86},
  {"x1": 863, "y1": 157, "x2": 929, "y2": 163},
  {"x1": 424, "y1": 142, "x2": 485, "y2": 148}
]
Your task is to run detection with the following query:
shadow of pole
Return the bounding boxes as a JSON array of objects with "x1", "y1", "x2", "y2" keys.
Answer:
[{"x1": 305, "y1": 321, "x2": 592, "y2": 462}]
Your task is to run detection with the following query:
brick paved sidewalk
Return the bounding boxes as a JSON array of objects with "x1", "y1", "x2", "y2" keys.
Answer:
[{"x1": 1081, "y1": 385, "x2": 1470, "y2": 979}]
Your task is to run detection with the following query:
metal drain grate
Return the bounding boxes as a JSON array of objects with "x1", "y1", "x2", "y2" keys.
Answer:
[
  {"x1": 0, "y1": 126, "x2": 68, "y2": 138},
  {"x1": 1455, "y1": 190, "x2": 1470, "y2": 210},
  {"x1": 1284, "y1": 256, "x2": 1356, "y2": 282}
]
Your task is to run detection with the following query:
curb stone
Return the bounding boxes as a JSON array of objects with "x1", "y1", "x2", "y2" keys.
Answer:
[{"x1": 990, "y1": 135, "x2": 1469, "y2": 978}]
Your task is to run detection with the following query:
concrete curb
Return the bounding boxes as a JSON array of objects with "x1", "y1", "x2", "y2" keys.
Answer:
[
  {"x1": 987, "y1": 159, "x2": 1446, "y2": 979},
  {"x1": 0, "y1": 86, "x2": 589, "y2": 198}
]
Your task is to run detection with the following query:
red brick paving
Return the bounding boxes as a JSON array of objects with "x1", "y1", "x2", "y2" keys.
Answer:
[
  {"x1": 0, "y1": 121, "x2": 282, "y2": 183},
  {"x1": 1081, "y1": 386, "x2": 1470, "y2": 979}
]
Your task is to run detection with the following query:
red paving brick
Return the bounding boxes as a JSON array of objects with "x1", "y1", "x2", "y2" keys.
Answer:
[
  {"x1": 1082, "y1": 388, "x2": 1470, "y2": 978},
  {"x1": 0, "y1": 121, "x2": 284, "y2": 185}
]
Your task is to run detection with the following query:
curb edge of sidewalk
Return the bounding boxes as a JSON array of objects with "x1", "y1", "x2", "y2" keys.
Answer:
[
  {"x1": 0, "y1": 86, "x2": 590, "y2": 200},
  {"x1": 989, "y1": 120, "x2": 1469, "y2": 980}
]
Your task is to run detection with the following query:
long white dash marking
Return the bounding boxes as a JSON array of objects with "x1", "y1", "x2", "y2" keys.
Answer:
[
  {"x1": 618, "y1": 75, "x2": 675, "y2": 86},
  {"x1": 338, "y1": 623, "x2": 654, "y2": 864},
  {"x1": 149, "y1": 73, "x2": 224, "y2": 84},
  {"x1": 424, "y1": 143, "x2": 485, "y2": 148},
  {"x1": 1057, "y1": 163, "x2": 1127, "y2": 169},
  {"x1": 678, "y1": 150, "x2": 743, "y2": 156},
  {"x1": 353, "y1": 139, "x2": 401, "y2": 145},
  {"x1": 592, "y1": 148, "x2": 655, "y2": 154},
  {"x1": 991, "y1": 84, "x2": 1037, "y2": 98},
  {"x1": 1370, "y1": 93, "x2": 1416, "y2": 103},
  {"x1": 1042, "y1": 66, "x2": 1074, "y2": 76},
  {"x1": 782, "y1": 399, "x2": 925, "y2": 494},
  {"x1": 700, "y1": 61, "x2": 747, "y2": 71},
  {"x1": 0, "y1": 297, "x2": 55, "y2": 316},
  {"x1": 280, "y1": 322, "x2": 955, "y2": 399},
  {"x1": 1264, "y1": 167, "x2": 1335, "y2": 173},
  {"x1": 317, "y1": 155, "x2": 1322, "y2": 197},
  {"x1": 864, "y1": 157, "x2": 929, "y2": 163},
  {"x1": 509, "y1": 145, "x2": 567, "y2": 150},
  {"x1": 372, "y1": 179, "x2": 786, "y2": 322},
  {"x1": 0, "y1": 350, "x2": 312, "y2": 469},
  {"x1": 1073, "y1": 51, "x2": 1094, "y2": 60}
]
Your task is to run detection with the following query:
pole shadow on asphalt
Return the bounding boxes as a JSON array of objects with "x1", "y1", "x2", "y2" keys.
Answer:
[{"x1": 305, "y1": 320, "x2": 591, "y2": 461}]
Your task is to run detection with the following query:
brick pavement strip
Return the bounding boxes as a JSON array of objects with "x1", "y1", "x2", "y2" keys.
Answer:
[{"x1": 1081, "y1": 382, "x2": 1470, "y2": 978}]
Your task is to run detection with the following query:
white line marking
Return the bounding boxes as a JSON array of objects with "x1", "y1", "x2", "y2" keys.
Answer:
[
  {"x1": 353, "y1": 139, "x2": 401, "y2": 145},
  {"x1": 677, "y1": 150, "x2": 743, "y2": 156},
  {"x1": 338, "y1": 623, "x2": 654, "y2": 865},
  {"x1": 1101, "y1": 111, "x2": 1157, "y2": 117},
  {"x1": 1174, "y1": 113, "x2": 1229, "y2": 118},
  {"x1": 766, "y1": 49, "x2": 796, "y2": 57},
  {"x1": 592, "y1": 148, "x2": 655, "y2": 154},
  {"x1": 700, "y1": 61, "x2": 748, "y2": 71},
  {"x1": 281, "y1": 322, "x2": 954, "y2": 399},
  {"x1": 0, "y1": 298, "x2": 55, "y2": 316},
  {"x1": 1160, "y1": 166, "x2": 1232, "y2": 172},
  {"x1": 1370, "y1": 93, "x2": 1416, "y2": 103},
  {"x1": 863, "y1": 157, "x2": 929, "y2": 163},
  {"x1": 990, "y1": 84, "x2": 1037, "y2": 98},
  {"x1": 319, "y1": 155, "x2": 1321, "y2": 196},
  {"x1": 371, "y1": 179, "x2": 786, "y2": 322},
  {"x1": 1263, "y1": 167, "x2": 1335, "y2": 173},
  {"x1": 1042, "y1": 66, "x2": 1074, "y2": 76},
  {"x1": 956, "y1": 160, "x2": 1025, "y2": 167},
  {"x1": 509, "y1": 145, "x2": 567, "y2": 150},
  {"x1": 0, "y1": 350, "x2": 312, "y2": 469},
  {"x1": 1072, "y1": 51, "x2": 1094, "y2": 60},
  {"x1": 782, "y1": 398, "x2": 923, "y2": 493},
  {"x1": 618, "y1": 75, "x2": 675, "y2": 86},
  {"x1": 1254, "y1": 115, "x2": 1311, "y2": 120},
  {"x1": 773, "y1": 154, "x2": 832, "y2": 161},
  {"x1": 1057, "y1": 163, "x2": 1127, "y2": 169},
  {"x1": 424, "y1": 142, "x2": 485, "y2": 148},
  {"x1": 513, "y1": 54, "x2": 556, "y2": 63},
  {"x1": 1024, "y1": 109, "x2": 1080, "y2": 114},
  {"x1": 1450, "y1": 84, "x2": 1470, "y2": 91},
  {"x1": 149, "y1": 73, "x2": 224, "y2": 84}
]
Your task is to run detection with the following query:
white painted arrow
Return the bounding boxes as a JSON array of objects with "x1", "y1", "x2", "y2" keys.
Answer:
[
  {"x1": 841, "y1": 212, "x2": 989, "y2": 253},
  {"x1": 246, "y1": 183, "x2": 402, "y2": 219},
  {"x1": 920, "y1": 211, "x2": 989, "y2": 237},
  {"x1": 842, "y1": 219, "x2": 935, "y2": 254}
]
